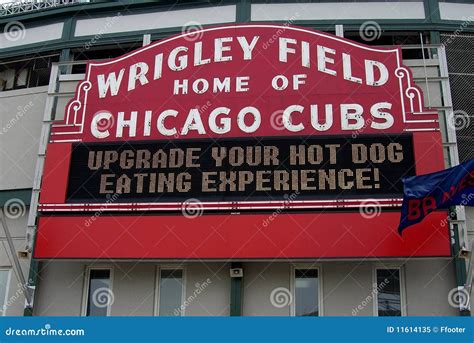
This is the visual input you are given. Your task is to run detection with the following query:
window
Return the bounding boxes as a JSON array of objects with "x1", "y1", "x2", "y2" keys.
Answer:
[
  {"x1": 0, "y1": 269, "x2": 11, "y2": 316},
  {"x1": 0, "y1": 54, "x2": 59, "y2": 91},
  {"x1": 84, "y1": 268, "x2": 112, "y2": 316},
  {"x1": 343, "y1": 32, "x2": 430, "y2": 59},
  {"x1": 72, "y1": 43, "x2": 143, "y2": 74},
  {"x1": 375, "y1": 268, "x2": 403, "y2": 316},
  {"x1": 293, "y1": 268, "x2": 320, "y2": 316},
  {"x1": 156, "y1": 268, "x2": 184, "y2": 316}
]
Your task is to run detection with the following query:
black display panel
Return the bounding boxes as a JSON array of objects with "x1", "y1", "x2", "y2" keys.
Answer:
[{"x1": 66, "y1": 135, "x2": 415, "y2": 203}]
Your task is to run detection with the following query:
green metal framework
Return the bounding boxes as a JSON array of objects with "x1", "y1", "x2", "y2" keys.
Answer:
[{"x1": 0, "y1": 0, "x2": 473, "y2": 60}]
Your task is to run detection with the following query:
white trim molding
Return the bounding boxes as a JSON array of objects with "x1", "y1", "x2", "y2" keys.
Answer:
[
  {"x1": 0, "y1": 268, "x2": 12, "y2": 317},
  {"x1": 81, "y1": 265, "x2": 114, "y2": 316},
  {"x1": 372, "y1": 264, "x2": 407, "y2": 317},
  {"x1": 154, "y1": 265, "x2": 186, "y2": 317},
  {"x1": 290, "y1": 264, "x2": 323, "y2": 317}
]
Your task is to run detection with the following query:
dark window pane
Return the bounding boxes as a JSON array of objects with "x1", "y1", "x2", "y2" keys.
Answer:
[
  {"x1": 377, "y1": 269, "x2": 401, "y2": 316},
  {"x1": 159, "y1": 269, "x2": 183, "y2": 316},
  {"x1": 86, "y1": 269, "x2": 111, "y2": 316},
  {"x1": 0, "y1": 54, "x2": 58, "y2": 91},
  {"x1": 72, "y1": 43, "x2": 143, "y2": 74},
  {"x1": 295, "y1": 269, "x2": 318, "y2": 316}
]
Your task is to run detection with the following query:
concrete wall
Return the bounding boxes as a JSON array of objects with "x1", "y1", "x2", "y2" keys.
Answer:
[
  {"x1": 322, "y1": 262, "x2": 374, "y2": 316},
  {"x1": 0, "y1": 86, "x2": 47, "y2": 317},
  {"x1": 74, "y1": 6, "x2": 236, "y2": 37},
  {"x1": 243, "y1": 262, "x2": 291, "y2": 316},
  {"x1": 251, "y1": 2, "x2": 425, "y2": 21},
  {"x1": 405, "y1": 259, "x2": 458, "y2": 316},
  {"x1": 32, "y1": 260, "x2": 459, "y2": 316},
  {"x1": 439, "y1": 2, "x2": 474, "y2": 21},
  {"x1": 0, "y1": 209, "x2": 30, "y2": 316},
  {"x1": 0, "y1": 87, "x2": 47, "y2": 190},
  {"x1": 33, "y1": 262, "x2": 231, "y2": 316},
  {"x1": 0, "y1": 22, "x2": 63, "y2": 50},
  {"x1": 184, "y1": 263, "x2": 230, "y2": 316},
  {"x1": 33, "y1": 262, "x2": 85, "y2": 316}
]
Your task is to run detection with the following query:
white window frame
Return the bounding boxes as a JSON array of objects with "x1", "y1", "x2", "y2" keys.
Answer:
[
  {"x1": 290, "y1": 264, "x2": 323, "y2": 316},
  {"x1": 0, "y1": 268, "x2": 12, "y2": 317},
  {"x1": 373, "y1": 265, "x2": 407, "y2": 317},
  {"x1": 81, "y1": 266, "x2": 114, "y2": 317},
  {"x1": 154, "y1": 265, "x2": 186, "y2": 316}
]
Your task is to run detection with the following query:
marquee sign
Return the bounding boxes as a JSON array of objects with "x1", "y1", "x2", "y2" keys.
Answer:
[{"x1": 35, "y1": 25, "x2": 450, "y2": 259}]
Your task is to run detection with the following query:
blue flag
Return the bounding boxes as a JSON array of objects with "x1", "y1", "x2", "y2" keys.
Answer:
[{"x1": 398, "y1": 158, "x2": 474, "y2": 234}]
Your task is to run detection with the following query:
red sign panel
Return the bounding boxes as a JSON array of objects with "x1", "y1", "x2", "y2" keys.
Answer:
[{"x1": 35, "y1": 24, "x2": 450, "y2": 259}]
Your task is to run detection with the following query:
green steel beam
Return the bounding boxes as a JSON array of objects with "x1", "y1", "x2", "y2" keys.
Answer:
[
  {"x1": 430, "y1": 31, "x2": 441, "y2": 44},
  {"x1": 230, "y1": 262, "x2": 243, "y2": 316},
  {"x1": 2, "y1": 20, "x2": 474, "y2": 60},
  {"x1": 61, "y1": 16, "x2": 75, "y2": 42},
  {"x1": 0, "y1": 189, "x2": 31, "y2": 207},
  {"x1": 1, "y1": 0, "x2": 474, "y2": 60},
  {"x1": 424, "y1": 0, "x2": 441, "y2": 24},
  {"x1": 236, "y1": 0, "x2": 251, "y2": 23}
]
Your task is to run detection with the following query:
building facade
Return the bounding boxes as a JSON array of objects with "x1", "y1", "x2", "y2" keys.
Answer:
[{"x1": 0, "y1": 0, "x2": 473, "y2": 317}]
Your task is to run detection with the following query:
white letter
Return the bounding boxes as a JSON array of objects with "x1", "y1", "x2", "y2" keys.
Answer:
[
  {"x1": 154, "y1": 53, "x2": 163, "y2": 80},
  {"x1": 128, "y1": 62, "x2": 149, "y2": 91},
  {"x1": 215, "y1": 37, "x2": 233, "y2": 62},
  {"x1": 157, "y1": 109, "x2": 178, "y2": 136},
  {"x1": 91, "y1": 111, "x2": 112, "y2": 139},
  {"x1": 370, "y1": 102, "x2": 394, "y2": 129},
  {"x1": 283, "y1": 105, "x2": 305, "y2": 132},
  {"x1": 168, "y1": 46, "x2": 188, "y2": 71},
  {"x1": 116, "y1": 111, "x2": 137, "y2": 138},
  {"x1": 181, "y1": 109, "x2": 205, "y2": 135},
  {"x1": 213, "y1": 77, "x2": 231, "y2": 93},
  {"x1": 237, "y1": 36, "x2": 259, "y2": 60},
  {"x1": 365, "y1": 60, "x2": 388, "y2": 86},
  {"x1": 194, "y1": 42, "x2": 211, "y2": 66},
  {"x1": 97, "y1": 69, "x2": 125, "y2": 98},
  {"x1": 341, "y1": 104, "x2": 364, "y2": 130},
  {"x1": 192, "y1": 79, "x2": 209, "y2": 94},
  {"x1": 237, "y1": 107, "x2": 261, "y2": 133},
  {"x1": 279, "y1": 38, "x2": 296, "y2": 62},
  {"x1": 272, "y1": 75, "x2": 288, "y2": 90},
  {"x1": 293, "y1": 74, "x2": 307, "y2": 90},
  {"x1": 310, "y1": 104, "x2": 333, "y2": 131},
  {"x1": 342, "y1": 53, "x2": 362, "y2": 84},
  {"x1": 236, "y1": 76, "x2": 250, "y2": 92},
  {"x1": 301, "y1": 41, "x2": 310, "y2": 68},
  {"x1": 174, "y1": 79, "x2": 188, "y2": 95},
  {"x1": 209, "y1": 107, "x2": 231, "y2": 134},
  {"x1": 317, "y1": 45, "x2": 336, "y2": 76},
  {"x1": 144, "y1": 110, "x2": 152, "y2": 136}
]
